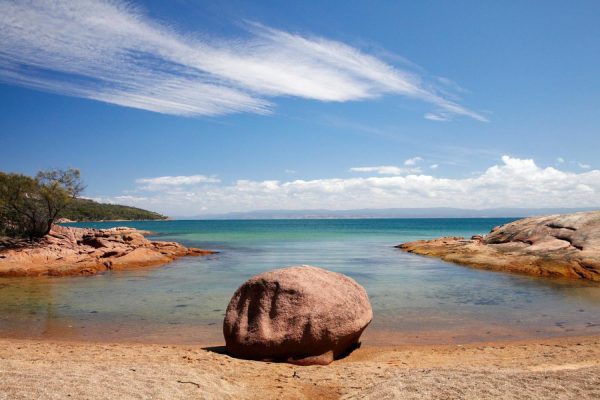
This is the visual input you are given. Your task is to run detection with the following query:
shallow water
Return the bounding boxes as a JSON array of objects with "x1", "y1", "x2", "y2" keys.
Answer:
[{"x1": 1, "y1": 218, "x2": 600, "y2": 345}]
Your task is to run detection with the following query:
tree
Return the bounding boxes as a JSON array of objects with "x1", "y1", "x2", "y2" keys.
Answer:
[
  {"x1": 35, "y1": 169, "x2": 85, "y2": 234},
  {"x1": 0, "y1": 173, "x2": 38, "y2": 238},
  {"x1": 0, "y1": 169, "x2": 84, "y2": 240}
]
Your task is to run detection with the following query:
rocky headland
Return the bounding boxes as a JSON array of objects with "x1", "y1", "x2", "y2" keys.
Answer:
[
  {"x1": 398, "y1": 211, "x2": 600, "y2": 281},
  {"x1": 0, "y1": 225, "x2": 216, "y2": 277}
]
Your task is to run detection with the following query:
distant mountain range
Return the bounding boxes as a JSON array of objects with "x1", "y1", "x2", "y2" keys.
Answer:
[{"x1": 179, "y1": 207, "x2": 599, "y2": 220}]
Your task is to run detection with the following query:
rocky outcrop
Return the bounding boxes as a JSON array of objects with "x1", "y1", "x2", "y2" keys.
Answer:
[
  {"x1": 223, "y1": 265, "x2": 372, "y2": 365},
  {"x1": 0, "y1": 225, "x2": 215, "y2": 277},
  {"x1": 398, "y1": 211, "x2": 600, "y2": 281}
]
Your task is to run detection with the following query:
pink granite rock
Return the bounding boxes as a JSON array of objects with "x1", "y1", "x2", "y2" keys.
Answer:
[
  {"x1": 223, "y1": 265, "x2": 372, "y2": 365},
  {"x1": 0, "y1": 225, "x2": 216, "y2": 277},
  {"x1": 398, "y1": 211, "x2": 600, "y2": 281}
]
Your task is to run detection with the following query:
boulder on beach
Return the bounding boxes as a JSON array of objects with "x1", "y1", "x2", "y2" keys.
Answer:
[
  {"x1": 223, "y1": 265, "x2": 372, "y2": 365},
  {"x1": 398, "y1": 210, "x2": 600, "y2": 281}
]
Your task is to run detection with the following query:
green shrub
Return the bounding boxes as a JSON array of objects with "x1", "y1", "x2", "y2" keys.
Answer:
[{"x1": 0, "y1": 169, "x2": 83, "y2": 240}]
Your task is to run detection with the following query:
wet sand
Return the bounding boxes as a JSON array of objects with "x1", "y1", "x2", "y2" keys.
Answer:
[{"x1": 1, "y1": 335, "x2": 599, "y2": 399}]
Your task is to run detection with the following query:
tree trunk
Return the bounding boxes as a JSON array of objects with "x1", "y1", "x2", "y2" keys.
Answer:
[{"x1": 44, "y1": 218, "x2": 54, "y2": 236}]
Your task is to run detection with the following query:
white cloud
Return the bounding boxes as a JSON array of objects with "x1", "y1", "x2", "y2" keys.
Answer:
[
  {"x1": 136, "y1": 175, "x2": 219, "y2": 186},
  {"x1": 352, "y1": 166, "x2": 402, "y2": 175},
  {"x1": 135, "y1": 175, "x2": 219, "y2": 190},
  {"x1": 435, "y1": 76, "x2": 469, "y2": 95},
  {"x1": 430, "y1": 164, "x2": 439, "y2": 169},
  {"x1": 404, "y1": 156, "x2": 423, "y2": 166},
  {"x1": 350, "y1": 157, "x2": 423, "y2": 175},
  {"x1": 556, "y1": 158, "x2": 591, "y2": 170},
  {"x1": 81, "y1": 195, "x2": 148, "y2": 204},
  {"x1": 350, "y1": 165, "x2": 421, "y2": 175},
  {"x1": 424, "y1": 112, "x2": 451, "y2": 122},
  {"x1": 113, "y1": 195, "x2": 149, "y2": 203},
  {"x1": 101, "y1": 156, "x2": 600, "y2": 215},
  {"x1": 0, "y1": 0, "x2": 485, "y2": 120}
]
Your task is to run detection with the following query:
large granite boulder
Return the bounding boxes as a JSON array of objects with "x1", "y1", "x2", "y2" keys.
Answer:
[
  {"x1": 223, "y1": 265, "x2": 372, "y2": 365},
  {"x1": 398, "y1": 211, "x2": 600, "y2": 281}
]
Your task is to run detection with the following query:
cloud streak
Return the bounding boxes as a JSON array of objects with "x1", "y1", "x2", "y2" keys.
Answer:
[
  {"x1": 136, "y1": 175, "x2": 219, "y2": 191},
  {"x1": 350, "y1": 166, "x2": 417, "y2": 175},
  {"x1": 350, "y1": 157, "x2": 423, "y2": 175},
  {"x1": 99, "y1": 156, "x2": 600, "y2": 215},
  {"x1": 0, "y1": 0, "x2": 485, "y2": 120},
  {"x1": 404, "y1": 157, "x2": 423, "y2": 166}
]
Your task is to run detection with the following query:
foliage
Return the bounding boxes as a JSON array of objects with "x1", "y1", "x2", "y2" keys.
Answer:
[
  {"x1": 0, "y1": 169, "x2": 84, "y2": 240},
  {"x1": 0, "y1": 169, "x2": 166, "y2": 239},
  {"x1": 61, "y1": 198, "x2": 167, "y2": 222}
]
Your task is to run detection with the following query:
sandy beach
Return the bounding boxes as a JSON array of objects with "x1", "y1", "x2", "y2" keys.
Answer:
[
  {"x1": 1, "y1": 335, "x2": 599, "y2": 399},
  {"x1": 2, "y1": 0, "x2": 598, "y2": 397}
]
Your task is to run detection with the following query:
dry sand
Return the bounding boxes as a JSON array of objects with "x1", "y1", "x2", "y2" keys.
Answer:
[{"x1": 1, "y1": 335, "x2": 600, "y2": 399}]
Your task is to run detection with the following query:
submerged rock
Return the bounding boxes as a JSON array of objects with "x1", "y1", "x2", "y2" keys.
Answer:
[
  {"x1": 0, "y1": 225, "x2": 216, "y2": 277},
  {"x1": 223, "y1": 265, "x2": 372, "y2": 365},
  {"x1": 398, "y1": 211, "x2": 600, "y2": 281}
]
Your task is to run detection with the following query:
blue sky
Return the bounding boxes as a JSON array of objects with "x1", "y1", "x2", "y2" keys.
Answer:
[{"x1": 1, "y1": 0, "x2": 599, "y2": 216}]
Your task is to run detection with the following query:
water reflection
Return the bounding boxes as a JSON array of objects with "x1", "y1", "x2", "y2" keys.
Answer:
[{"x1": 1, "y1": 219, "x2": 600, "y2": 345}]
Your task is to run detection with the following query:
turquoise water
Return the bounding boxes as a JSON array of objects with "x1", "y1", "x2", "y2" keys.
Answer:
[{"x1": 2, "y1": 218, "x2": 600, "y2": 345}]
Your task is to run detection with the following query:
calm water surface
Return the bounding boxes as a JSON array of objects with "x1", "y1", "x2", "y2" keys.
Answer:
[{"x1": 2, "y1": 218, "x2": 600, "y2": 345}]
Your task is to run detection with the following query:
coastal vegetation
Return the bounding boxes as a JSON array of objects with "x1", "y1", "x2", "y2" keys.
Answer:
[
  {"x1": 61, "y1": 198, "x2": 167, "y2": 222},
  {"x1": 0, "y1": 168, "x2": 83, "y2": 240},
  {"x1": 0, "y1": 169, "x2": 166, "y2": 241}
]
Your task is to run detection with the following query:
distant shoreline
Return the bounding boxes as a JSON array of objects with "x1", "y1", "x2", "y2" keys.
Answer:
[
  {"x1": 181, "y1": 207, "x2": 599, "y2": 220},
  {"x1": 59, "y1": 218, "x2": 172, "y2": 223}
]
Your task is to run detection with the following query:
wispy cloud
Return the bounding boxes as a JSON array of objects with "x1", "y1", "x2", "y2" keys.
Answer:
[
  {"x1": 99, "y1": 156, "x2": 600, "y2": 215},
  {"x1": 0, "y1": 0, "x2": 486, "y2": 120},
  {"x1": 404, "y1": 156, "x2": 423, "y2": 166},
  {"x1": 350, "y1": 157, "x2": 423, "y2": 175},
  {"x1": 556, "y1": 158, "x2": 592, "y2": 170},
  {"x1": 424, "y1": 112, "x2": 451, "y2": 122},
  {"x1": 349, "y1": 166, "x2": 418, "y2": 175},
  {"x1": 136, "y1": 175, "x2": 219, "y2": 190}
]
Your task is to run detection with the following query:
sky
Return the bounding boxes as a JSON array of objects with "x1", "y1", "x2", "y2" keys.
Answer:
[{"x1": 0, "y1": 0, "x2": 599, "y2": 216}]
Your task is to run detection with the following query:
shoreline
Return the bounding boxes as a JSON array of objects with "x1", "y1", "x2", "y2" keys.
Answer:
[
  {"x1": 0, "y1": 225, "x2": 216, "y2": 277},
  {"x1": 3, "y1": 319, "x2": 600, "y2": 348},
  {"x1": 1, "y1": 326, "x2": 599, "y2": 349},
  {"x1": 59, "y1": 218, "x2": 172, "y2": 223},
  {"x1": 2, "y1": 216, "x2": 599, "y2": 397},
  {"x1": 398, "y1": 211, "x2": 600, "y2": 281},
  {"x1": 2, "y1": 334, "x2": 599, "y2": 399}
]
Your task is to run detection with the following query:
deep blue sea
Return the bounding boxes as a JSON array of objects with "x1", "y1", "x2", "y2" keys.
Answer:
[{"x1": 2, "y1": 218, "x2": 600, "y2": 345}]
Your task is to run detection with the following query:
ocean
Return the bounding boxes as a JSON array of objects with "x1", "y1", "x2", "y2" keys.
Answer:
[{"x1": 1, "y1": 218, "x2": 600, "y2": 345}]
